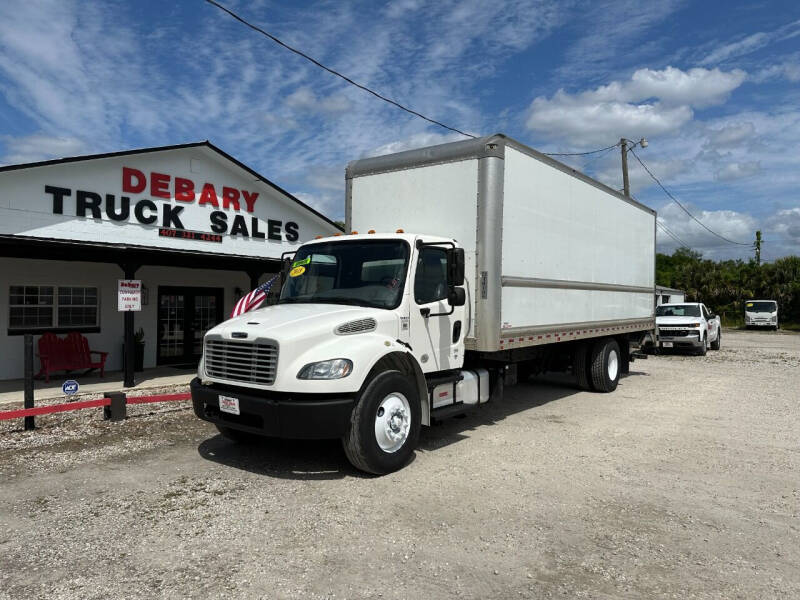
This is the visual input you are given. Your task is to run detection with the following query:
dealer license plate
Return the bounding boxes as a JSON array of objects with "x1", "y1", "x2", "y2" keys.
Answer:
[
  {"x1": 662, "y1": 341, "x2": 673, "y2": 348},
  {"x1": 218, "y1": 395, "x2": 240, "y2": 415}
]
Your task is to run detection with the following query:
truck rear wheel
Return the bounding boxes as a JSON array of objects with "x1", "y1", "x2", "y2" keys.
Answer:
[
  {"x1": 589, "y1": 338, "x2": 620, "y2": 393},
  {"x1": 342, "y1": 370, "x2": 420, "y2": 475},
  {"x1": 573, "y1": 343, "x2": 593, "y2": 391},
  {"x1": 711, "y1": 330, "x2": 721, "y2": 350}
]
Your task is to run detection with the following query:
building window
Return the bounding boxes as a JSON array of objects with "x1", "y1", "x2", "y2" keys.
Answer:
[
  {"x1": 8, "y1": 285, "x2": 99, "y2": 331},
  {"x1": 9, "y1": 286, "x2": 54, "y2": 329},
  {"x1": 58, "y1": 287, "x2": 99, "y2": 327}
]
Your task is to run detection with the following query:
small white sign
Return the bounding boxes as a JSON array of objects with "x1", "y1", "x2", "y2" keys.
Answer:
[
  {"x1": 118, "y1": 279, "x2": 142, "y2": 312},
  {"x1": 219, "y1": 395, "x2": 240, "y2": 415}
]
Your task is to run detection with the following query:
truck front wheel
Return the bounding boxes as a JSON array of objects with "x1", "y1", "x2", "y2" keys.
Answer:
[
  {"x1": 342, "y1": 370, "x2": 421, "y2": 475},
  {"x1": 589, "y1": 338, "x2": 621, "y2": 393}
]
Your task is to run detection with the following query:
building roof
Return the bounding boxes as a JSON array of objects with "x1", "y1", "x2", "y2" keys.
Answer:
[
  {"x1": 655, "y1": 285, "x2": 685, "y2": 293},
  {"x1": 0, "y1": 140, "x2": 343, "y2": 231}
]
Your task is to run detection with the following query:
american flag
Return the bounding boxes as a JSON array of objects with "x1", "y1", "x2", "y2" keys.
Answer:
[{"x1": 230, "y1": 275, "x2": 279, "y2": 318}]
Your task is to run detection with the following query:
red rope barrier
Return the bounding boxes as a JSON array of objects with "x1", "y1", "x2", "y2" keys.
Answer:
[
  {"x1": 0, "y1": 398, "x2": 110, "y2": 420},
  {"x1": 127, "y1": 392, "x2": 192, "y2": 405},
  {"x1": 0, "y1": 391, "x2": 191, "y2": 421}
]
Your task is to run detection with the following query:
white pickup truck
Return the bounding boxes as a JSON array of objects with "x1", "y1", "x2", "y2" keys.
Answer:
[{"x1": 655, "y1": 302, "x2": 721, "y2": 355}]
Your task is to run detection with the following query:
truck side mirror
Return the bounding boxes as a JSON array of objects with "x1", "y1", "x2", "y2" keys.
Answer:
[
  {"x1": 447, "y1": 248, "x2": 465, "y2": 287},
  {"x1": 448, "y1": 287, "x2": 466, "y2": 307}
]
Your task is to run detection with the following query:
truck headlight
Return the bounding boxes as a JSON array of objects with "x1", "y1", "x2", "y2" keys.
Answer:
[
  {"x1": 297, "y1": 359, "x2": 353, "y2": 380},
  {"x1": 690, "y1": 323, "x2": 700, "y2": 328}
]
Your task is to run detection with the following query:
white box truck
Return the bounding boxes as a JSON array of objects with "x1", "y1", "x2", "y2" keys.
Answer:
[{"x1": 191, "y1": 134, "x2": 656, "y2": 474}]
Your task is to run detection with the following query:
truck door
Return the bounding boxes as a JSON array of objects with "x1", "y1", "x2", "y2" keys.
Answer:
[
  {"x1": 409, "y1": 246, "x2": 460, "y2": 373},
  {"x1": 701, "y1": 304, "x2": 717, "y2": 341}
]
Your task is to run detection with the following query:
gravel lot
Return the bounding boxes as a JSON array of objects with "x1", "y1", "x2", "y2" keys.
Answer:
[{"x1": 1, "y1": 329, "x2": 798, "y2": 599}]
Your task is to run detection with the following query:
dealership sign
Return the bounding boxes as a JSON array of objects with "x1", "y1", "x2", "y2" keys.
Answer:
[
  {"x1": 0, "y1": 145, "x2": 337, "y2": 258},
  {"x1": 45, "y1": 167, "x2": 299, "y2": 241}
]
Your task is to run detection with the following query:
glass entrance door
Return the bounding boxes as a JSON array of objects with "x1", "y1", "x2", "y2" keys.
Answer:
[{"x1": 157, "y1": 287, "x2": 223, "y2": 365}]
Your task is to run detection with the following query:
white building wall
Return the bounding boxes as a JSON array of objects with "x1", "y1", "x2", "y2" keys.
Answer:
[{"x1": 0, "y1": 257, "x2": 255, "y2": 380}]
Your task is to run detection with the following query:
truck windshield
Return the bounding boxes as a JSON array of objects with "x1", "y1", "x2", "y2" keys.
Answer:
[
  {"x1": 279, "y1": 240, "x2": 410, "y2": 309},
  {"x1": 745, "y1": 301, "x2": 777, "y2": 313},
  {"x1": 656, "y1": 304, "x2": 701, "y2": 317}
]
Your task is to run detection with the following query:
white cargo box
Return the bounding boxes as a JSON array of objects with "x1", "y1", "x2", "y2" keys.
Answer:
[{"x1": 346, "y1": 134, "x2": 655, "y2": 353}]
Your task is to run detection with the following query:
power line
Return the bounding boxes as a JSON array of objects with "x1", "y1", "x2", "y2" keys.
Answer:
[
  {"x1": 628, "y1": 147, "x2": 751, "y2": 246},
  {"x1": 657, "y1": 221, "x2": 691, "y2": 248},
  {"x1": 203, "y1": 0, "x2": 476, "y2": 138},
  {"x1": 544, "y1": 143, "x2": 619, "y2": 157}
]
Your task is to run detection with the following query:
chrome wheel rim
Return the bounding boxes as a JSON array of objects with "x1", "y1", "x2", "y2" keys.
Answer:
[
  {"x1": 607, "y1": 349, "x2": 619, "y2": 381},
  {"x1": 374, "y1": 392, "x2": 411, "y2": 453}
]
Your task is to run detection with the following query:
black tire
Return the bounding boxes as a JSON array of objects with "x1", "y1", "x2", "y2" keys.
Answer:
[
  {"x1": 215, "y1": 424, "x2": 260, "y2": 444},
  {"x1": 342, "y1": 370, "x2": 420, "y2": 475},
  {"x1": 573, "y1": 343, "x2": 593, "y2": 391},
  {"x1": 696, "y1": 335, "x2": 708, "y2": 356},
  {"x1": 589, "y1": 338, "x2": 621, "y2": 393},
  {"x1": 711, "y1": 330, "x2": 721, "y2": 350}
]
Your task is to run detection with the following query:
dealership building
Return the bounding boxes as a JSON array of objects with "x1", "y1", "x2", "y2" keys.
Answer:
[{"x1": 0, "y1": 142, "x2": 341, "y2": 381}]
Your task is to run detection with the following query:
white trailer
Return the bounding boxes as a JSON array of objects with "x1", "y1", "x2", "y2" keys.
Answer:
[{"x1": 191, "y1": 134, "x2": 657, "y2": 474}]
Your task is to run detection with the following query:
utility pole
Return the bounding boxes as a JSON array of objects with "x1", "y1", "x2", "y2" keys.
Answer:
[
  {"x1": 754, "y1": 230, "x2": 762, "y2": 265},
  {"x1": 620, "y1": 137, "x2": 647, "y2": 198},
  {"x1": 620, "y1": 138, "x2": 630, "y2": 197}
]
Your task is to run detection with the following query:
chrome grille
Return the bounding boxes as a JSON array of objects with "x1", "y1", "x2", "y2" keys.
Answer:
[
  {"x1": 658, "y1": 328, "x2": 695, "y2": 337},
  {"x1": 204, "y1": 338, "x2": 278, "y2": 385},
  {"x1": 335, "y1": 318, "x2": 377, "y2": 335}
]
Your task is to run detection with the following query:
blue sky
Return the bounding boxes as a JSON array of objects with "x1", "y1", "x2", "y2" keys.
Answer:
[{"x1": 1, "y1": 0, "x2": 798, "y2": 261}]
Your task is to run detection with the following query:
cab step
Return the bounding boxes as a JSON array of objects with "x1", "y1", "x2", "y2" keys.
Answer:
[{"x1": 431, "y1": 402, "x2": 471, "y2": 422}]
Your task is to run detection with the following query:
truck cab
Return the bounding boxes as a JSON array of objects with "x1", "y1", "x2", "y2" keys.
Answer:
[
  {"x1": 191, "y1": 232, "x2": 472, "y2": 474},
  {"x1": 655, "y1": 302, "x2": 721, "y2": 355}
]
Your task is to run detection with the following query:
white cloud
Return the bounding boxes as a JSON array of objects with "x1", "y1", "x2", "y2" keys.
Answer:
[
  {"x1": 700, "y1": 19, "x2": 800, "y2": 65},
  {"x1": 624, "y1": 67, "x2": 746, "y2": 108},
  {"x1": 0, "y1": 134, "x2": 86, "y2": 165},
  {"x1": 715, "y1": 161, "x2": 761, "y2": 181},
  {"x1": 768, "y1": 207, "x2": 800, "y2": 242},
  {"x1": 752, "y1": 54, "x2": 800, "y2": 83},
  {"x1": 554, "y1": 0, "x2": 686, "y2": 81},
  {"x1": 706, "y1": 122, "x2": 756, "y2": 147},
  {"x1": 526, "y1": 66, "x2": 745, "y2": 145},
  {"x1": 366, "y1": 131, "x2": 467, "y2": 158},
  {"x1": 284, "y1": 86, "x2": 352, "y2": 115},
  {"x1": 656, "y1": 202, "x2": 756, "y2": 258}
]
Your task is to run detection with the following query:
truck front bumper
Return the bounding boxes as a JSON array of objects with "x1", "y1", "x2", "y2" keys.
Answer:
[
  {"x1": 659, "y1": 335, "x2": 703, "y2": 350},
  {"x1": 190, "y1": 377, "x2": 355, "y2": 439}
]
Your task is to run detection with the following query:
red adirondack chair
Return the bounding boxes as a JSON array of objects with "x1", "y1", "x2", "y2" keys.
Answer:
[{"x1": 36, "y1": 332, "x2": 108, "y2": 383}]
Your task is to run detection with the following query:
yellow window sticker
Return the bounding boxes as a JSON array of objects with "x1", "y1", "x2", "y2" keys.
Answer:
[
  {"x1": 289, "y1": 266, "x2": 306, "y2": 277},
  {"x1": 746, "y1": 302, "x2": 753, "y2": 307}
]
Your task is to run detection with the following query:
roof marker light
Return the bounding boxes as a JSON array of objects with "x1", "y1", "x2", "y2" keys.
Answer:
[
  {"x1": 396, "y1": 229, "x2": 404, "y2": 233},
  {"x1": 315, "y1": 235, "x2": 323, "y2": 239},
  {"x1": 351, "y1": 231, "x2": 358, "y2": 235},
  {"x1": 334, "y1": 232, "x2": 342, "y2": 236},
  {"x1": 368, "y1": 230, "x2": 376, "y2": 234}
]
